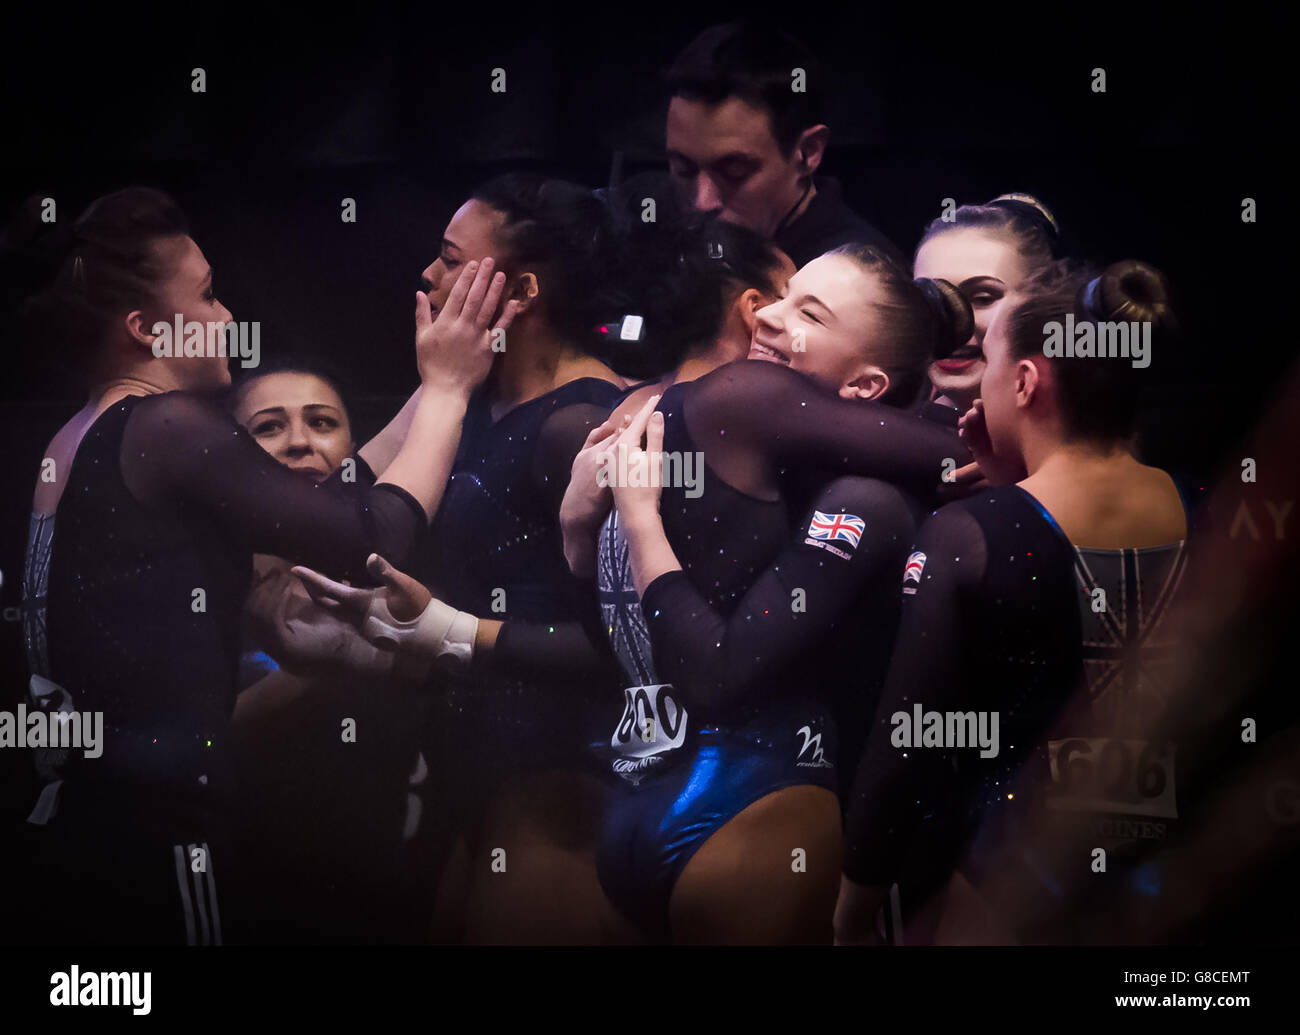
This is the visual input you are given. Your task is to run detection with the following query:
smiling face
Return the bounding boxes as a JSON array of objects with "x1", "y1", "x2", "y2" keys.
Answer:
[
  {"x1": 714, "y1": 246, "x2": 798, "y2": 360},
  {"x1": 234, "y1": 372, "x2": 354, "y2": 482},
  {"x1": 667, "y1": 95, "x2": 815, "y2": 238},
  {"x1": 748, "y1": 253, "x2": 887, "y2": 396},
  {"x1": 913, "y1": 228, "x2": 1032, "y2": 408},
  {"x1": 419, "y1": 199, "x2": 510, "y2": 318}
]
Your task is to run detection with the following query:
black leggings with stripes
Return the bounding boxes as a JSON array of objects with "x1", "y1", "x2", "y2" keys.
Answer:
[{"x1": 11, "y1": 793, "x2": 230, "y2": 946}]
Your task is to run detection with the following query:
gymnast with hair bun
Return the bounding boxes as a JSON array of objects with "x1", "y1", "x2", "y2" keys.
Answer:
[
  {"x1": 835, "y1": 258, "x2": 1189, "y2": 945},
  {"x1": 299, "y1": 241, "x2": 974, "y2": 943},
  {"x1": 914, "y1": 193, "x2": 1064, "y2": 417},
  {"x1": 561, "y1": 244, "x2": 976, "y2": 944}
]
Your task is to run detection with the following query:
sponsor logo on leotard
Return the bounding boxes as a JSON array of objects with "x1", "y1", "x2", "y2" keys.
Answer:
[
  {"x1": 795, "y1": 725, "x2": 833, "y2": 768},
  {"x1": 902, "y1": 551, "x2": 927, "y2": 594},
  {"x1": 610, "y1": 755, "x2": 669, "y2": 786}
]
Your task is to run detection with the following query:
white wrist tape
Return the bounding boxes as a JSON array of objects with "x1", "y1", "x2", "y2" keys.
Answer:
[{"x1": 363, "y1": 596, "x2": 479, "y2": 667}]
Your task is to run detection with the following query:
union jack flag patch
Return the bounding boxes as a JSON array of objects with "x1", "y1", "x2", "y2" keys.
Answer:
[
  {"x1": 903, "y1": 551, "x2": 927, "y2": 594},
  {"x1": 807, "y1": 510, "x2": 865, "y2": 549}
]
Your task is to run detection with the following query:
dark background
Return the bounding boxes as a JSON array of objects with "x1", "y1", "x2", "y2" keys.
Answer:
[{"x1": 0, "y1": 2, "x2": 1291, "y2": 810}]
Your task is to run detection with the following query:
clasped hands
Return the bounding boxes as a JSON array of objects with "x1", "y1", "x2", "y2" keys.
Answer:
[{"x1": 560, "y1": 392, "x2": 664, "y2": 575}]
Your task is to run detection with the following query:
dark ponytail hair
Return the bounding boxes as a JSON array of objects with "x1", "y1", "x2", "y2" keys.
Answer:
[
  {"x1": 1006, "y1": 258, "x2": 1175, "y2": 443},
  {"x1": 917, "y1": 192, "x2": 1063, "y2": 266},
  {"x1": 1, "y1": 187, "x2": 189, "y2": 371},
  {"x1": 597, "y1": 208, "x2": 788, "y2": 378},
  {"x1": 471, "y1": 174, "x2": 789, "y2": 378},
  {"x1": 829, "y1": 243, "x2": 974, "y2": 407}
]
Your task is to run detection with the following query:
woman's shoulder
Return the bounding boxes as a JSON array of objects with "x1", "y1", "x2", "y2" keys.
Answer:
[
  {"x1": 1021, "y1": 461, "x2": 1187, "y2": 548},
  {"x1": 548, "y1": 373, "x2": 625, "y2": 409},
  {"x1": 128, "y1": 387, "x2": 225, "y2": 422}
]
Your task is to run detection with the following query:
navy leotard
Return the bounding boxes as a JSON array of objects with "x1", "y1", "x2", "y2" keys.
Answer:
[
  {"x1": 414, "y1": 376, "x2": 626, "y2": 829},
  {"x1": 842, "y1": 486, "x2": 1189, "y2": 941},
  {"x1": 590, "y1": 361, "x2": 963, "y2": 933}
]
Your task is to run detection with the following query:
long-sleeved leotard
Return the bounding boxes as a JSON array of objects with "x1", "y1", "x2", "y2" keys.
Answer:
[
  {"x1": 30, "y1": 392, "x2": 427, "y2": 809},
  {"x1": 640, "y1": 475, "x2": 924, "y2": 791},
  {"x1": 596, "y1": 363, "x2": 964, "y2": 776},
  {"x1": 841, "y1": 487, "x2": 1188, "y2": 932},
  {"x1": 18, "y1": 390, "x2": 431, "y2": 944},
  {"x1": 683, "y1": 359, "x2": 967, "y2": 498},
  {"x1": 592, "y1": 364, "x2": 964, "y2": 932}
]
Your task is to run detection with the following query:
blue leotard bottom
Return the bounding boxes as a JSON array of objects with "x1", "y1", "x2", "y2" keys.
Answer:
[{"x1": 595, "y1": 714, "x2": 838, "y2": 937}]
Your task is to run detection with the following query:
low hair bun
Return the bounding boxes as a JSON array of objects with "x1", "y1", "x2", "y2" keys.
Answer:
[{"x1": 915, "y1": 276, "x2": 973, "y2": 360}]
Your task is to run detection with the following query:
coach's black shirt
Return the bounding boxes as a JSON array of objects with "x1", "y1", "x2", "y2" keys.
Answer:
[{"x1": 776, "y1": 175, "x2": 902, "y2": 268}]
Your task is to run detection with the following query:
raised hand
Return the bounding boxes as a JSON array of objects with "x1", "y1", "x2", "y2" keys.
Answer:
[
  {"x1": 414, "y1": 257, "x2": 521, "y2": 394},
  {"x1": 561, "y1": 412, "x2": 628, "y2": 530},
  {"x1": 559, "y1": 415, "x2": 624, "y2": 576},
  {"x1": 957, "y1": 398, "x2": 1025, "y2": 486}
]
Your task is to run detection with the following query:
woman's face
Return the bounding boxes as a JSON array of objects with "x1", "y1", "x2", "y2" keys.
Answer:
[
  {"x1": 150, "y1": 235, "x2": 235, "y2": 389},
  {"x1": 748, "y1": 253, "x2": 885, "y2": 396},
  {"x1": 234, "y1": 372, "x2": 354, "y2": 482},
  {"x1": 420, "y1": 199, "x2": 509, "y2": 320},
  {"x1": 913, "y1": 228, "x2": 1031, "y2": 405},
  {"x1": 976, "y1": 297, "x2": 1029, "y2": 460}
]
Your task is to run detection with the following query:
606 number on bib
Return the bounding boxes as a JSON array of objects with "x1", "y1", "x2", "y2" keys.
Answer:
[{"x1": 1046, "y1": 738, "x2": 1177, "y2": 819}]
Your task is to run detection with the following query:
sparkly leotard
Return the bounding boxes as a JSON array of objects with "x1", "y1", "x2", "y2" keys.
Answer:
[
  {"x1": 414, "y1": 377, "x2": 626, "y2": 831},
  {"x1": 591, "y1": 361, "x2": 964, "y2": 933},
  {"x1": 842, "y1": 486, "x2": 1188, "y2": 939},
  {"x1": 18, "y1": 391, "x2": 425, "y2": 944}
]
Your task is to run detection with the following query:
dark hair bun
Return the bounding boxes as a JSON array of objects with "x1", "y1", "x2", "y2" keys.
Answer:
[
  {"x1": 1080, "y1": 259, "x2": 1176, "y2": 332},
  {"x1": 915, "y1": 276, "x2": 973, "y2": 360}
]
